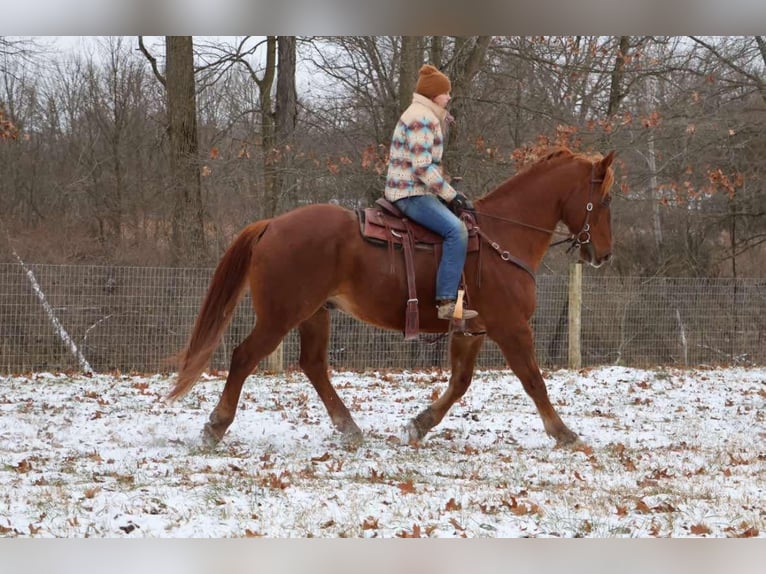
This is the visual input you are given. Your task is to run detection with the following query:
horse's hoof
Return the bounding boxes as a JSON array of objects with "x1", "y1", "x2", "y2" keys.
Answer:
[
  {"x1": 202, "y1": 422, "x2": 224, "y2": 447},
  {"x1": 400, "y1": 421, "x2": 422, "y2": 446},
  {"x1": 555, "y1": 433, "x2": 588, "y2": 452},
  {"x1": 341, "y1": 428, "x2": 365, "y2": 450}
]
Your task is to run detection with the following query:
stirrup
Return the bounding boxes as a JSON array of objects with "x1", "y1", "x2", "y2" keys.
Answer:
[{"x1": 437, "y1": 301, "x2": 478, "y2": 321}]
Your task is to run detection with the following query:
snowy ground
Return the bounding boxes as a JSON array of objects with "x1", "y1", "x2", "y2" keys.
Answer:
[{"x1": 0, "y1": 366, "x2": 764, "y2": 538}]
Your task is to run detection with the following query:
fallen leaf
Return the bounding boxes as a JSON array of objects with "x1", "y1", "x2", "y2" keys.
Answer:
[
  {"x1": 311, "y1": 452, "x2": 331, "y2": 462},
  {"x1": 362, "y1": 517, "x2": 379, "y2": 530},
  {"x1": 635, "y1": 499, "x2": 652, "y2": 514},
  {"x1": 690, "y1": 523, "x2": 711, "y2": 535},
  {"x1": 397, "y1": 480, "x2": 417, "y2": 495}
]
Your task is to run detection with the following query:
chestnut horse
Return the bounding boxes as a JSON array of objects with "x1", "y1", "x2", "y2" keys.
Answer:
[{"x1": 168, "y1": 147, "x2": 615, "y2": 448}]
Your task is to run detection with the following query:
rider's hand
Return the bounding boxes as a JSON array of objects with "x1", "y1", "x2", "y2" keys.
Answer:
[{"x1": 451, "y1": 193, "x2": 474, "y2": 213}]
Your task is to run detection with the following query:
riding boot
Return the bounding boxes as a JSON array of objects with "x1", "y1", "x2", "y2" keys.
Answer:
[{"x1": 437, "y1": 299, "x2": 479, "y2": 321}]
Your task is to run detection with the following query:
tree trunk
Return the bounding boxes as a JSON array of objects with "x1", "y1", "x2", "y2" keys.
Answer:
[
  {"x1": 165, "y1": 36, "x2": 206, "y2": 264},
  {"x1": 260, "y1": 37, "x2": 278, "y2": 216},
  {"x1": 263, "y1": 37, "x2": 298, "y2": 374},
  {"x1": 430, "y1": 36, "x2": 443, "y2": 68},
  {"x1": 756, "y1": 36, "x2": 766, "y2": 105},
  {"x1": 607, "y1": 36, "x2": 630, "y2": 116},
  {"x1": 272, "y1": 36, "x2": 298, "y2": 215},
  {"x1": 398, "y1": 36, "x2": 421, "y2": 113}
]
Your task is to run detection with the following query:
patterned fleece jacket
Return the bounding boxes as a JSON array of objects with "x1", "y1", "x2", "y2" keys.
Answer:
[{"x1": 384, "y1": 93, "x2": 457, "y2": 204}]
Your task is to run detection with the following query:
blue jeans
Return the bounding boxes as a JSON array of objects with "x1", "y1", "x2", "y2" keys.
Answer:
[{"x1": 394, "y1": 194, "x2": 468, "y2": 301}]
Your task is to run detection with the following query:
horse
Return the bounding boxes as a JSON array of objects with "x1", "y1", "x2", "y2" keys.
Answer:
[{"x1": 167, "y1": 147, "x2": 616, "y2": 449}]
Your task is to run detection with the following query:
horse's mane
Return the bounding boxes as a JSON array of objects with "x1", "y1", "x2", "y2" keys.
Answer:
[
  {"x1": 479, "y1": 147, "x2": 611, "y2": 201},
  {"x1": 516, "y1": 146, "x2": 609, "y2": 177}
]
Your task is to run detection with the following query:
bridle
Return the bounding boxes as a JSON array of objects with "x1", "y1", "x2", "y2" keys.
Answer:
[
  {"x1": 469, "y1": 164, "x2": 610, "y2": 276},
  {"x1": 553, "y1": 166, "x2": 611, "y2": 255}
]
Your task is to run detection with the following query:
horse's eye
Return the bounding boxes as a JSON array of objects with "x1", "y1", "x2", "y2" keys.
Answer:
[{"x1": 601, "y1": 195, "x2": 612, "y2": 208}]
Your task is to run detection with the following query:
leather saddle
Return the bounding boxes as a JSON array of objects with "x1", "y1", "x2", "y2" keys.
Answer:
[{"x1": 358, "y1": 197, "x2": 479, "y2": 340}]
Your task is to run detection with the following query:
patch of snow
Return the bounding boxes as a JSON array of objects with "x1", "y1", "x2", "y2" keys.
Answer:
[{"x1": 0, "y1": 367, "x2": 764, "y2": 538}]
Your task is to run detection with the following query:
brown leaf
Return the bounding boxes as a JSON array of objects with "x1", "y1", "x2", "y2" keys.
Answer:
[
  {"x1": 396, "y1": 523, "x2": 422, "y2": 538},
  {"x1": 649, "y1": 520, "x2": 661, "y2": 536},
  {"x1": 622, "y1": 459, "x2": 637, "y2": 471},
  {"x1": 726, "y1": 523, "x2": 759, "y2": 538},
  {"x1": 449, "y1": 518, "x2": 464, "y2": 531},
  {"x1": 445, "y1": 497, "x2": 462, "y2": 511},
  {"x1": 311, "y1": 452, "x2": 331, "y2": 462},
  {"x1": 84, "y1": 487, "x2": 101, "y2": 499},
  {"x1": 361, "y1": 517, "x2": 379, "y2": 530},
  {"x1": 397, "y1": 480, "x2": 416, "y2": 495},
  {"x1": 690, "y1": 523, "x2": 711, "y2": 535},
  {"x1": 635, "y1": 499, "x2": 652, "y2": 514},
  {"x1": 735, "y1": 526, "x2": 759, "y2": 538}
]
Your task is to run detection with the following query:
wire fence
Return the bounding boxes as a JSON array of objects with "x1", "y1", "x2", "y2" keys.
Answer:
[{"x1": 1, "y1": 262, "x2": 765, "y2": 374}]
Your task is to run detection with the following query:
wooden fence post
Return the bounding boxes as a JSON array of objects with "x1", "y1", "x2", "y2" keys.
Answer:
[
  {"x1": 568, "y1": 262, "x2": 582, "y2": 370},
  {"x1": 264, "y1": 342, "x2": 284, "y2": 373}
]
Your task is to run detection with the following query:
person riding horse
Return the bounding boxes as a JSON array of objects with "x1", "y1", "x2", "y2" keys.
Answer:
[{"x1": 383, "y1": 64, "x2": 478, "y2": 322}]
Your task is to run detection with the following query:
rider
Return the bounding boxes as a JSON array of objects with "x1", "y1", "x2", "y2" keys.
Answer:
[{"x1": 384, "y1": 64, "x2": 478, "y2": 321}]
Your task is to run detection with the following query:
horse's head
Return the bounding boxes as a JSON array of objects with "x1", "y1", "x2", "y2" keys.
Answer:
[{"x1": 562, "y1": 151, "x2": 616, "y2": 268}]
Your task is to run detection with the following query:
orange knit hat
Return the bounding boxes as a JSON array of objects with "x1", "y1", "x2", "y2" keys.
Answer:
[{"x1": 415, "y1": 64, "x2": 451, "y2": 99}]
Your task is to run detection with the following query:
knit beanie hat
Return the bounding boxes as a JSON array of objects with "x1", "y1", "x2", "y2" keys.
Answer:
[{"x1": 415, "y1": 64, "x2": 451, "y2": 99}]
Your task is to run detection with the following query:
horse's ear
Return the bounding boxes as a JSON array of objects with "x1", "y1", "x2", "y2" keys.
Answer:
[
  {"x1": 595, "y1": 150, "x2": 615, "y2": 180},
  {"x1": 601, "y1": 150, "x2": 615, "y2": 170}
]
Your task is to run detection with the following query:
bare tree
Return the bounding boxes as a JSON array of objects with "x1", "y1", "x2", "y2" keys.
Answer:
[
  {"x1": 140, "y1": 36, "x2": 207, "y2": 264},
  {"x1": 690, "y1": 36, "x2": 766, "y2": 105}
]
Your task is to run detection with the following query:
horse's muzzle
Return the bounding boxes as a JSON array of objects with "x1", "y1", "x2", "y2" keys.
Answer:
[{"x1": 582, "y1": 243, "x2": 612, "y2": 268}]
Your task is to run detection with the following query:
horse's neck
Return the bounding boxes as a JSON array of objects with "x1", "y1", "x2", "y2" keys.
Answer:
[{"x1": 476, "y1": 178, "x2": 565, "y2": 269}]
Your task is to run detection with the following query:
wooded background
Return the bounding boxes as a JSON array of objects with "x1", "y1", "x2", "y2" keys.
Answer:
[{"x1": 1, "y1": 36, "x2": 765, "y2": 278}]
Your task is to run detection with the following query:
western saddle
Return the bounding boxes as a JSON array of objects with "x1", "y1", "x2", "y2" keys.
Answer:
[{"x1": 358, "y1": 198, "x2": 479, "y2": 340}]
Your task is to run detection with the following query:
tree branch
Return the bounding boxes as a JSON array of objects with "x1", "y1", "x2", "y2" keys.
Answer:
[{"x1": 138, "y1": 36, "x2": 166, "y2": 87}]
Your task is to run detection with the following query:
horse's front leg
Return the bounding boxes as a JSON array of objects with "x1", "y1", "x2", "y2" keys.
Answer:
[
  {"x1": 405, "y1": 332, "x2": 485, "y2": 444},
  {"x1": 492, "y1": 323, "x2": 581, "y2": 448}
]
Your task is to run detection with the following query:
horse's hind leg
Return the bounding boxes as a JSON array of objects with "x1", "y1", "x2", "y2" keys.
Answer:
[
  {"x1": 204, "y1": 322, "x2": 287, "y2": 444},
  {"x1": 493, "y1": 324, "x2": 581, "y2": 447},
  {"x1": 298, "y1": 307, "x2": 363, "y2": 445},
  {"x1": 405, "y1": 332, "x2": 485, "y2": 444}
]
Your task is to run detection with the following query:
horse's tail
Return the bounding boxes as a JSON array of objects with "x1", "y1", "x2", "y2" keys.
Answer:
[{"x1": 165, "y1": 219, "x2": 271, "y2": 402}]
